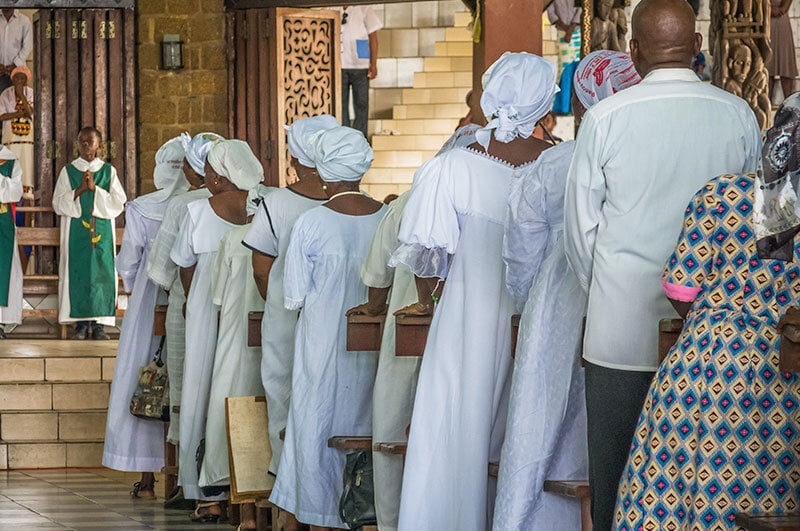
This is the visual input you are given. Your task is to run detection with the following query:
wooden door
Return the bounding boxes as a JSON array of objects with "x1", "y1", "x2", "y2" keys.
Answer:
[
  {"x1": 33, "y1": 7, "x2": 136, "y2": 272},
  {"x1": 228, "y1": 7, "x2": 341, "y2": 187}
]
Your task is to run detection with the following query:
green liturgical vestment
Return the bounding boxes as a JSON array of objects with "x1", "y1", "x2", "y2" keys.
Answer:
[
  {"x1": 0, "y1": 159, "x2": 15, "y2": 307},
  {"x1": 66, "y1": 163, "x2": 116, "y2": 318}
]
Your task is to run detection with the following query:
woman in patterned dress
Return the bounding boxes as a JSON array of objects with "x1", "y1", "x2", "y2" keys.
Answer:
[{"x1": 614, "y1": 96, "x2": 800, "y2": 529}]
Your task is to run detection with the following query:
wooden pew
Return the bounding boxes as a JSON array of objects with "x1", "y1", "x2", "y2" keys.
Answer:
[
  {"x1": 735, "y1": 513, "x2": 800, "y2": 530},
  {"x1": 346, "y1": 313, "x2": 385, "y2": 351},
  {"x1": 248, "y1": 311, "x2": 263, "y2": 347},
  {"x1": 395, "y1": 314, "x2": 432, "y2": 356},
  {"x1": 543, "y1": 480, "x2": 593, "y2": 531}
]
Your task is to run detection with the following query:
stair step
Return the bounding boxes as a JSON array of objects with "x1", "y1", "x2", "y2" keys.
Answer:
[
  {"x1": 423, "y1": 56, "x2": 472, "y2": 72},
  {"x1": 0, "y1": 411, "x2": 107, "y2": 441},
  {"x1": 0, "y1": 339, "x2": 117, "y2": 358},
  {"x1": 444, "y1": 26, "x2": 472, "y2": 42},
  {"x1": 3, "y1": 440, "x2": 104, "y2": 469},
  {"x1": 393, "y1": 103, "x2": 468, "y2": 120},
  {"x1": 402, "y1": 87, "x2": 470, "y2": 105},
  {"x1": 372, "y1": 133, "x2": 452, "y2": 151},
  {"x1": 372, "y1": 150, "x2": 439, "y2": 169},
  {"x1": 434, "y1": 41, "x2": 473, "y2": 57},
  {"x1": 413, "y1": 71, "x2": 471, "y2": 88},
  {"x1": 378, "y1": 118, "x2": 460, "y2": 135}
]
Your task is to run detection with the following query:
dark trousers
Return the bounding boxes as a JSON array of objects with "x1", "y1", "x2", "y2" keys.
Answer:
[
  {"x1": 0, "y1": 74, "x2": 11, "y2": 94},
  {"x1": 584, "y1": 361, "x2": 654, "y2": 531},
  {"x1": 342, "y1": 68, "x2": 370, "y2": 138}
]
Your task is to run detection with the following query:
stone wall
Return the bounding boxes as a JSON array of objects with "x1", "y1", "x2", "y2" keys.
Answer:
[{"x1": 137, "y1": 0, "x2": 228, "y2": 193}]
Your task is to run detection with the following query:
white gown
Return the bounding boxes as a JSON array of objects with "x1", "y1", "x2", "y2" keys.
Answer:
[
  {"x1": 242, "y1": 187, "x2": 324, "y2": 472},
  {"x1": 147, "y1": 188, "x2": 212, "y2": 444},
  {"x1": 493, "y1": 141, "x2": 589, "y2": 530},
  {"x1": 390, "y1": 147, "x2": 529, "y2": 531},
  {"x1": 362, "y1": 191, "x2": 420, "y2": 531},
  {"x1": 199, "y1": 223, "x2": 266, "y2": 489},
  {"x1": 269, "y1": 204, "x2": 386, "y2": 529},
  {"x1": 102, "y1": 199, "x2": 168, "y2": 472},
  {"x1": 52, "y1": 157, "x2": 126, "y2": 326},
  {"x1": 0, "y1": 153, "x2": 22, "y2": 326},
  {"x1": 170, "y1": 198, "x2": 238, "y2": 501}
]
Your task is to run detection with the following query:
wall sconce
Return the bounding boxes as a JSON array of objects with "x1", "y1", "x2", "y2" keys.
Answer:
[{"x1": 161, "y1": 34, "x2": 184, "y2": 70}]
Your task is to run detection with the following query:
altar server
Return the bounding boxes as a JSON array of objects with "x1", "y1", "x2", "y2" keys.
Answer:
[{"x1": 0, "y1": 145, "x2": 22, "y2": 339}]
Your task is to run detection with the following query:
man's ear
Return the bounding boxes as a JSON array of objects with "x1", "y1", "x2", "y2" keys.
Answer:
[
  {"x1": 629, "y1": 38, "x2": 639, "y2": 62},
  {"x1": 693, "y1": 32, "x2": 703, "y2": 57}
]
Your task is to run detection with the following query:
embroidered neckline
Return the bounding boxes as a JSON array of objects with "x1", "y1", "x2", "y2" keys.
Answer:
[{"x1": 459, "y1": 145, "x2": 538, "y2": 169}]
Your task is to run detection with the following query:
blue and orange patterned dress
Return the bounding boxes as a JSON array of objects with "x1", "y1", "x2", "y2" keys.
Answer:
[{"x1": 614, "y1": 173, "x2": 800, "y2": 530}]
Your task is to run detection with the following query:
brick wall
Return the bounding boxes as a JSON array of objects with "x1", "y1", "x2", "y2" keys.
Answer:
[{"x1": 137, "y1": 0, "x2": 228, "y2": 193}]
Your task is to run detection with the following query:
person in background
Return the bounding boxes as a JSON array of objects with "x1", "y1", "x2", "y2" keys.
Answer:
[
  {"x1": 0, "y1": 10, "x2": 31, "y2": 94},
  {"x1": 494, "y1": 50, "x2": 641, "y2": 531},
  {"x1": 563, "y1": 0, "x2": 761, "y2": 528},
  {"x1": 0, "y1": 65, "x2": 33, "y2": 198},
  {"x1": 548, "y1": 0, "x2": 582, "y2": 114},
  {"x1": 0, "y1": 145, "x2": 22, "y2": 339},
  {"x1": 52, "y1": 127, "x2": 126, "y2": 341},
  {"x1": 768, "y1": 0, "x2": 798, "y2": 101},
  {"x1": 336, "y1": 5, "x2": 382, "y2": 139},
  {"x1": 102, "y1": 137, "x2": 188, "y2": 500},
  {"x1": 691, "y1": 51, "x2": 710, "y2": 80}
]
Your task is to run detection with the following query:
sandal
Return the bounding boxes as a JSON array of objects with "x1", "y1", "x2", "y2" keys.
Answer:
[
  {"x1": 130, "y1": 481, "x2": 156, "y2": 500},
  {"x1": 190, "y1": 501, "x2": 222, "y2": 523}
]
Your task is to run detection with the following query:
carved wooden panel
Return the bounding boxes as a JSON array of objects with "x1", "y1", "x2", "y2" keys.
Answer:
[{"x1": 274, "y1": 8, "x2": 341, "y2": 187}]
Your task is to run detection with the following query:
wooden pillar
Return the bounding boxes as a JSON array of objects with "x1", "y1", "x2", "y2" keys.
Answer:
[{"x1": 472, "y1": 0, "x2": 543, "y2": 93}]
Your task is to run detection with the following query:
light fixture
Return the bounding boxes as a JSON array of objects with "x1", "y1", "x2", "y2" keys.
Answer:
[{"x1": 161, "y1": 34, "x2": 184, "y2": 71}]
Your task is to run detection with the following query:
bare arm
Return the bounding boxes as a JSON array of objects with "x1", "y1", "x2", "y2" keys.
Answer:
[
  {"x1": 180, "y1": 265, "x2": 195, "y2": 298},
  {"x1": 368, "y1": 32, "x2": 378, "y2": 79},
  {"x1": 252, "y1": 252, "x2": 275, "y2": 301},
  {"x1": 668, "y1": 298, "x2": 691, "y2": 319}
]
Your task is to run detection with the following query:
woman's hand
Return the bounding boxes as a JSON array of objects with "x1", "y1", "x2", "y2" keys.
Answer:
[{"x1": 394, "y1": 301, "x2": 433, "y2": 317}]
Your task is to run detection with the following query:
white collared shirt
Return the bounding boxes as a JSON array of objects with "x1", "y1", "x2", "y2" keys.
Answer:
[
  {"x1": 564, "y1": 67, "x2": 761, "y2": 371},
  {"x1": 0, "y1": 10, "x2": 32, "y2": 68},
  {"x1": 333, "y1": 6, "x2": 382, "y2": 69}
]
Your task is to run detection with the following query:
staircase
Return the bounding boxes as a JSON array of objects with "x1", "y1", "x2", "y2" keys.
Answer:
[
  {"x1": 0, "y1": 340, "x2": 114, "y2": 469},
  {"x1": 363, "y1": 11, "x2": 474, "y2": 199}
]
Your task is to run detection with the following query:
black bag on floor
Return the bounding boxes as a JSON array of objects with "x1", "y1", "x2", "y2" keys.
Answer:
[{"x1": 339, "y1": 449, "x2": 377, "y2": 529}]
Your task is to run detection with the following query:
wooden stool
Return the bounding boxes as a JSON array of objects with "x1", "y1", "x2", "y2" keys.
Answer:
[
  {"x1": 780, "y1": 324, "x2": 800, "y2": 372},
  {"x1": 346, "y1": 314, "x2": 385, "y2": 351},
  {"x1": 248, "y1": 311, "x2": 264, "y2": 347},
  {"x1": 658, "y1": 318, "x2": 685, "y2": 364},
  {"x1": 735, "y1": 512, "x2": 800, "y2": 530},
  {"x1": 395, "y1": 314, "x2": 432, "y2": 356},
  {"x1": 543, "y1": 480, "x2": 593, "y2": 531}
]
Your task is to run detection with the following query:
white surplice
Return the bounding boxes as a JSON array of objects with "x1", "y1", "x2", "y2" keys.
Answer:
[
  {"x1": 564, "y1": 68, "x2": 761, "y2": 372},
  {"x1": 494, "y1": 141, "x2": 588, "y2": 530},
  {"x1": 170, "y1": 198, "x2": 238, "y2": 501},
  {"x1": 242, "y1": 187, "x2": 324, "y2": 472},
  {"x1": 362, "y1": 191, "x2": 420, "y2": 531},
  {"x1": 146, "y1": 187, "x2": 212, "y2": 444},
  {"x1": 102, "y1": 198, "x2": 168, "y2": 472},
  {"x1": 0, "y1": 85, "x2": 34, "y2": 190},
  {"x1": 390, "y1": 147, "x2": 529, "y2": 531},
  {"x1": 199, "y1": 224, "x2": 266, "y2": 489},
  {"x1": 0, "y1": 151, "x2": 22, "y2": 326},
  {"x1": 269, "y1": 204, "x2": 386, "y2": 529},
  {"x1": 52, "y1": 157, "x2": 126, "y2": 326}
]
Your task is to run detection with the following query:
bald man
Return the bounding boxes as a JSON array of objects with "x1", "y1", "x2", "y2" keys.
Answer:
[{"x1": 563, "y1": 0, "x2": 761, "y2": 528}]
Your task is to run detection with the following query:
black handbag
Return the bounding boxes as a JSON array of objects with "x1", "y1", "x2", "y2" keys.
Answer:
[{"x1": 339, "y1": 449, "x2": 377, "y2": 529}]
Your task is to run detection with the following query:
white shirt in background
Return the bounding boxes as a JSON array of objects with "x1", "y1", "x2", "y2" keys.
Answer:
[
  {"x1": 564, "y1": 68, "x2": 761, "y2": 372},
  {"x1": 0, "y1": 11, "x2": 32, "y2": 68},
  {"x1": 334, "y1": 6, "x2": 383, "y2": 69}
]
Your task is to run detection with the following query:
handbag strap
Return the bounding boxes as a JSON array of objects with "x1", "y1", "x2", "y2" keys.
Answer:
[{"x1": 153, "y1": 336, "x2": 166, "y2": 366}]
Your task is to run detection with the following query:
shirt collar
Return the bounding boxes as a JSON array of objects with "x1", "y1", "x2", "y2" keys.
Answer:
[
  {"x1": 642, "y1": 67, "x2": 700, "y2": 83},
  {"x1": 3, "y1": 11, "x2": 18, "y2": 22}
]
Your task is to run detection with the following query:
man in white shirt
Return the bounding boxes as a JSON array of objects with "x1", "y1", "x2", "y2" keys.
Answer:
[
  {"x1": 336, "y1": 5, "x2": 382, "y2": 138},
  {"x1": 0, "y1": 10, "x2": 32, "y2": 94},
  {"x1": 563, "y1": 0, "x2": 761, "y2": 528}
]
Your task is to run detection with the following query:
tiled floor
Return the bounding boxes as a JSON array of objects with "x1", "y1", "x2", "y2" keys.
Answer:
[{"x1": 0, "y1": 468, "x2": 232, "y2": 530}]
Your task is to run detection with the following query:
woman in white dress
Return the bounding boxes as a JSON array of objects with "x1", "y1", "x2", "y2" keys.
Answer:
[
  {"x1": 146, "y1": 132, "x2": 221, "y2": 461},
  {"x1": 269, "y1": 126, "x2": 386, "y2": 530},
  {"x1": 493, "y1": 51, "x2": 641, "y2": 531},
  {"x1": 170, "y1": 139, "x2": 262, "y2": 522},
  {"x1": 389, "y1": 53, "x2": 558, "y2": 531},
  {"x1": 0, "y1": 146, "x2": 22, "y2": 339},
  {"x1": 102, "y1": 137, "x2": 188, "y2": 498}
]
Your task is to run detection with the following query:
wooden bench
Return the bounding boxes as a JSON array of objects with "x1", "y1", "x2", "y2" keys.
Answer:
[
  {"x1": 248, "y1": 311, "x2": 263, "y2": 347},
  {"x1": 543, "y1": 480, "x2": 593, "y2": 531},
  {"x1": 373, "y1": 441, "x2": 407, "y2": 457},
  {"x1": 395, "y1": 314, "x2": 432, "y2": 356},
  {"x1": 346, "y1": 313, "x2": 385, "y2": 351},
  {"x1": 327, "y1": 436, "x2": 373, "y2": 451},
  {"x1": 511, "y1": 314, "x2": 520, "y2": 358},
  {"x1": 735, "y1": 513, "x2": 800, "y2": 530}
]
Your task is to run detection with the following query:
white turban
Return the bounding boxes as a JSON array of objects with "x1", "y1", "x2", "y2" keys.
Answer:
[
  {"x1": 207, "y1": 139, "x2": 264, "y2": 191},
  {"x1": 284, "y1": 114, "x2": 340, "y2": 168},
  {"x1": 476, "y1": 52, "x2": 559, "y2": 149},
  {"x1": 312, "y1": 127, "x2": 374, "y2": 182},
  {"x1": 153, "y1": 136, "x2": 188, "y2": 194},
  {"x1": 181, "y1": 131, "x2": 223, "y2": 177},
  {"x1": 573, "y1": 50, "x2": 641, "y2": 109}
]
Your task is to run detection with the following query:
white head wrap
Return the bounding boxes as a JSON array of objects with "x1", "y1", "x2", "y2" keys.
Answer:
[
  {"x1": 130, "y1": 137, "x2": 188, "y2": 221},
  {"x1": 207, "y1": 139, "x2": 264, "y2": 191},
  {"x1": 284, "y1": 114, "x2": 340, "y2": 168},
  {"x1": 181, "y1": 131, "x2": 223, "y2": 177},
  {"x1": 246, "y1": 184, "x2": 274, "y2": 216},
  {"x1": 476, "y1": 52, "x2": 559, "y2": 149},
  {"x1": 573, "y1": 50, "x2": 641, "y2": 109},
  {"x1": 312, "y1": 127, "x2": 373, "y2": 182}
]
